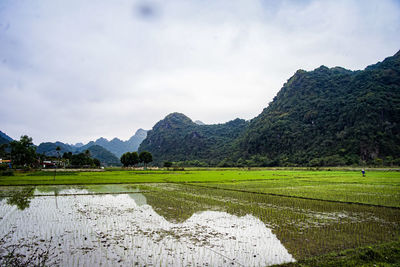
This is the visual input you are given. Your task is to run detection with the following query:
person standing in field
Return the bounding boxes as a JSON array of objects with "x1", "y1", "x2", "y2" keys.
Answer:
[{"x1": 361, "y1": 168, "x2": 365, "y2": 177}]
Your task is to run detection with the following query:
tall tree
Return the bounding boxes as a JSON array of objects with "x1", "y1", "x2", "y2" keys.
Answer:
[
  {"x1": 139, "y1": 151, "x2": 153, "y2": 167},
  {"x1": 0, "y1": 143, "x2": 9, "y2": 158},
  {"x1": 120, "y1": 152, "x2": 130, "y2": 167},
  {"x1": 93, "y1": 158, "x2": 101, "y2": 167},
  {"x1": 56, "y1": 146, "x2": 61, "y2": 167},
  {"x1": 54, "y1": 146, "x2": 61, "y2": 180},
  {"x1": 131, "y1": 152, "x2": 139, "y2": 166},
  {"x1": 10, "y1": 135, "x2": 37, "y2": 168},
  {"x1": 120, "y1": 151, "x2": 140, "y2": 167}
]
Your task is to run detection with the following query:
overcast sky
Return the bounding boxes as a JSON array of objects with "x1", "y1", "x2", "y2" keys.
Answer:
[{"x1": 0, "y1": 0, "x2": 399, "y2": 144}]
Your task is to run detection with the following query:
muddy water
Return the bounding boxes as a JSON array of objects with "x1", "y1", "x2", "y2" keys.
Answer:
[{"x1": 0, "y1": 186, "x2": 295, "y2": 266}]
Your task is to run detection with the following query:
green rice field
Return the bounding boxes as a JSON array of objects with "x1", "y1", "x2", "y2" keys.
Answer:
[{"x1": 0, "y1": 168, "x2": 399, "y2": 266}]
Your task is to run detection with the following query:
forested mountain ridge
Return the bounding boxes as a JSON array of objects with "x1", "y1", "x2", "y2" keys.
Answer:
[
  {"x1": 37, "y1": 141, "x2": 75, "y2": 157},
  {"x1": 235, "y1": 50, "x2": 400, "y2": 166},
  {"x1": 36, "y1": 129, "x2": 147, "y2": 161},
  {"x1": 0, "y1": 131, "x2": 13, "y2": 145},
  {"x1": 3, "y1": 51, "x2": 400, "y2": 167},
  {"x1": 138, "y1": 113, "x2": 249, "y2": 165},
  {"x1": 79, "y1": 129, "x2": 147, "y2": 157},
  {"x1": 1, "y1": 128, "x2": 146, "y2": 166},
  {"x1": 84, "y1": 145, "x2": 121, "y2": 166},
  {"x1": 36, "y1": 142, "x2": 121, "y2": 166}
]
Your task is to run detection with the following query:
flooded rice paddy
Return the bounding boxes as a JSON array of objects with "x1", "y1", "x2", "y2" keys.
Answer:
[
  {"x1": 0, "y1": 185, "x2": 294, "y2": 266},
  {"x1": 0, "y1": 183, "x2": 399, "y2": 266}
]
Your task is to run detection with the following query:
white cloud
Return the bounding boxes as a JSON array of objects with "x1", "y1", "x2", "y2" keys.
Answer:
[{"x1": 0, "y1": 0, "x2": 399, "y2": 143}]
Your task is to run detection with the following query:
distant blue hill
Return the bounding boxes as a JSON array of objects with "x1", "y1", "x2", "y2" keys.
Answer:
[
  {"x1": 36, "y1": 129, "x2": 148, "y2": 165},
  {"x1": 79, "y1": 129, "x2": 147, "y2": 157},
  {"x1": 36, "y1": 142, "x2": 121, "y2": 166},
  {"x1": 0, "y1": 130, "x2": 13, "y2": 145}
]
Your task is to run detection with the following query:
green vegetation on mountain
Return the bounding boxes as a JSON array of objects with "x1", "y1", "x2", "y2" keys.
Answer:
[
  {"x1": 36, "y1": 141, "x2": 120, "y2": 166},
  {"x1": 79, "y1": 129, "x2": 147, "y2": 158},
  {"x1": 138, "y1": 113, "x2": 248, "y2": 165},
  {"x1": 82, "y1": 145, "x2": 121, "y2": 166},
  {"x1": 37, "y1": 142, "x2": 74, "y2": 157},
  {"x1": 3, "y1": 51, "x2": 400, "y2": 167},
  {"x1": 0, "y1": 135, "x2": 115, "y2": 168},
  {"x1": 137, "y1": 51, "x2": 400, "y2": 167},
  {"x1": 0, "y1": 132, "x2": 12, "y2": 159},
  {"x1": 35, "y1": 129, "x2": 147, "y2": 164},
  {"x1": 235, "y1": 50, "x2": 400, "y2": 166},
  {"x1": 0, "y1": 131, "x2": 13, "y2": 145}
]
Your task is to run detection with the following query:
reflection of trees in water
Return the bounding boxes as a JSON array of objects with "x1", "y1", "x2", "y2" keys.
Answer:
[
  {"x1": 6, "y1": 187, "x2": 34, "y2": 210},
  {"x1": 54, "y1": 187, "x2": 60, "y2": 209},
  {"x1": 142, "y1": 190, "x2": 224, "y2": 223}
]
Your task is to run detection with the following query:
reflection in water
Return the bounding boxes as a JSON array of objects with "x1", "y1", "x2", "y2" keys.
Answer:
[
  {"x1": 33, "y1": 184, "x2": 142, "y2": 195},
  {"x1": 5, "y1": 187, "x2": 34, "y2": 210},
  {"x1": 0, "y1": 187, "x2": 295, "y2": 266},
  {"x1": 128, "y1": 193, "x2": 147, "y2": 206},
  {"x1": 54, "y1": 187, "x2": 59, "y2": 209}
]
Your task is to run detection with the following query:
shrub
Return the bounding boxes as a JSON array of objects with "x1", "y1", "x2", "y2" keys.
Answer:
[
  {"x1": 163, "y1": 161, "x2": 173, "y2": 168},
  {"x1": 0, "y1": 170, "x2": 14, "y2": 176},
  {"x1": 0, "y1": 163, "x2": 8, "y2": 171}
]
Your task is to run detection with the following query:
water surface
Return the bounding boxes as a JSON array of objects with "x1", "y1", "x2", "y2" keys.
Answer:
[{"x1": 0, "y1": 185, "x2": 295, "y2": 266}]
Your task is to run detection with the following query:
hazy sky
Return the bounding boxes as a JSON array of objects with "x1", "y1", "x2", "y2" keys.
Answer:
[{"x1": 1, "y1": 0, "x2": 399, "y2": 144}]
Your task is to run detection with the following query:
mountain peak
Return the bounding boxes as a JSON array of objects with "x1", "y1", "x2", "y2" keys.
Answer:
[
  {"x1": 165, "y1": 112, "x2": 193, "y2": 122},
  {"x1": 96, "y1": 137, "x2": 109, "y2": 142},
  {"x1": 73, "y1": 142, "x2": 84, "y2": 147},
  {"x1": 315, "y1": 65, "x2": 329, "y2": 71},
  {"x1": 139, "y1": 113, "x2": 248, "y2": 165},
  {"x1": 157, "y1": 113, "x2": 195, "y2": 129},
  {"x1": 134, "y1": 128, "x2": 147, "y2": 137},
  {"x1": 110, "y1": 137, "x2": 123, "y2": 143}
]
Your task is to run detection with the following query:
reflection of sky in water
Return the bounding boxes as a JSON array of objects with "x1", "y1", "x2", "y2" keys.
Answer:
[
  {"x1": 0, "y1": 187, "x2": 295, "y2": 266},
  {"x1": 33, "y1": 184, "x2": 142, "y2": 195}
]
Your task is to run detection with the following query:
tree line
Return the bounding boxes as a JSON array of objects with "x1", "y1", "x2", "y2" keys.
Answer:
[
  {"x1": 0, "y1": 135, "x2": 102, "y2": 170},
  {"x1": 61, "y1": 151, "x2": 101, "y2": 168},
  {"x1": 120, "y1": 151, "x2": 153, "y2": 167}
]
